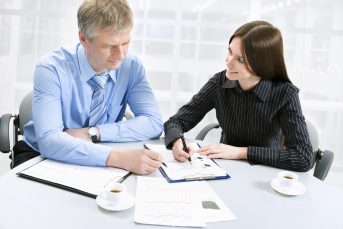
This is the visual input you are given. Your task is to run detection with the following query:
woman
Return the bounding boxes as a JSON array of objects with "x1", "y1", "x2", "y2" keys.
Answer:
[{"x1": 164, "y1": 20, "x2": 313, "y2": 172}]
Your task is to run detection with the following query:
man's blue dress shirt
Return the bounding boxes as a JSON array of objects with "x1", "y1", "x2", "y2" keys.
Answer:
[{"x1": 23, "y1": 44, "x2": 163, "y2": 166}]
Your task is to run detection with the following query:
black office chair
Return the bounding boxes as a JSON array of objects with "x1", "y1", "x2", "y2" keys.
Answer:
[
  {"x1": 195, "y1": 119, "x2": 334, "y2": 181},
  {"x1": 0, "y1": 91, "x2": 32, "y2": 168},
  {"x1": 0, "y1": 91, "x2": 134, "y2": 169}
]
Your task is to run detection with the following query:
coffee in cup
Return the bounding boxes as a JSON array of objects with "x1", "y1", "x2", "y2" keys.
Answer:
[
  {"x1": 277, "y1": 171, "x2": 298, "y2": 190},
  {"x1": 99, "y1": 183, "x2": 126, "y2": 204}
]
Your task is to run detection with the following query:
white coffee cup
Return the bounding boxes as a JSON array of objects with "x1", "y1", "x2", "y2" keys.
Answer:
[
  {"x1": 277, "y1": 171, "x2": 298, "y2": 190},
  {"x1": 99, "y1": 183, "x2": 126, "y2": 204}
]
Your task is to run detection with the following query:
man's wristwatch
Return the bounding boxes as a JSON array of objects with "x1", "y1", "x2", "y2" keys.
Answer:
[{"x1": 88, "y1": 127, "x2": 99, "y2": 143}]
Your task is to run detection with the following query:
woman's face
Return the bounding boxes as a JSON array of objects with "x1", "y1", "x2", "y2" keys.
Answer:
[{"x1": 225, "y1": 37, "x2": 254, "y2": 81}]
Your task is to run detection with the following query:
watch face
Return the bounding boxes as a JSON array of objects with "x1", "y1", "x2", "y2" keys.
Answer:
[
  {"x1": 89, "y1": 127, "x2": 98, "y2": 136},
  {"x1": 89, "y1": 127, "x2": 99, "y2": 143}
]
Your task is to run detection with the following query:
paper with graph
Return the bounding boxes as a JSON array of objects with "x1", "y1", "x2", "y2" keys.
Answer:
[
  {"x1": 134, "y1": 177, "x2": 236, "y2": 227},
  {"x1": 135, "y1": 176, "x2": 205, "y2": 227}
]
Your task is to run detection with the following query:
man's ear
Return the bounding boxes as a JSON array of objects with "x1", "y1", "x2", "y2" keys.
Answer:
[{"x1": 79, "y1": 31, "x2": 87, "y2": 46}]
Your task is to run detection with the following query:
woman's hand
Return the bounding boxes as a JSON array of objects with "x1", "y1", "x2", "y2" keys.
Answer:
[
  {"x1": 171, "y1": 138, "x2": 197, "y2": 162},
  {"x1": 198, "y1": 143, "x2": 248, "y2": 160}
]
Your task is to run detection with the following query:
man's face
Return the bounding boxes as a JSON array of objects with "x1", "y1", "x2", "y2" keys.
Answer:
[{"x1": 79, "y1": 28, "x2": 131, "y2": 73}]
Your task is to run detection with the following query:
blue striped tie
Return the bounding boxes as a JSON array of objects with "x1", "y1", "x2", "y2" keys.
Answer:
[{"x1": 89, "y1": 74, "x2": 109, "y2": 126}]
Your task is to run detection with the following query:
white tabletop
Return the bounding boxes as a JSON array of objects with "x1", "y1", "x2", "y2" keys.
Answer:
[{"x1": 0, "y1": 139, "x2": 342, "y2": 229}]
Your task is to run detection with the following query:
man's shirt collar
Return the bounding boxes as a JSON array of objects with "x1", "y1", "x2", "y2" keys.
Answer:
[{"x1": 77, "y1": 44, "x2": 117, "y2": 83}]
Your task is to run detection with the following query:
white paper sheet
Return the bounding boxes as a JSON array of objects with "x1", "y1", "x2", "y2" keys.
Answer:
[
  {"x1": 134, "y1": 177, "x2": 236, "y2": 227},
  {"x1": 135, "y1": 177, "x2": 206, "y2": 227},
  {"x1": 197, "y1": 181, "x2": 237, "y2": 222},
  {"x1": 144, "y1": 143, "x2": 230, "y2": 181},
  {"x1": 18, "y1": 159, "x2": 129, "y2": 196}
]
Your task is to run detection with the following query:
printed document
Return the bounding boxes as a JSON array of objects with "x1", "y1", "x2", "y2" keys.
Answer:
[
  {"x1": 144, "y1": 143, "x2": 230, "y2": 182},
  {"x1": 134, "y1": 177, "x2": 236, "y2": 227}
]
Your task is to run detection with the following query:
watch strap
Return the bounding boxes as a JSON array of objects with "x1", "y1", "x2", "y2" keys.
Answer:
[{"x1": 91, "y1": 134, "x2": 98, "y2": 143}]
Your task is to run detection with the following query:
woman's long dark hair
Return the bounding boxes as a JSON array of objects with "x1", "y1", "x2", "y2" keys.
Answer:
[{"x1": 229, "y1": 20, "x2": 291, "y2": 83}]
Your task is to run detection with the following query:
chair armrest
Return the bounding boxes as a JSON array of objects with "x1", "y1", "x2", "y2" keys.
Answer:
[
  {"x1": 0, "y1": 114, "x2": 14, "y2": 153},
  {"x1": 313, "y1": 150, "x2": 334, "y2": 181},
  {"x1": 195, "y1": 123, "x2": 220, "y2": 141}
]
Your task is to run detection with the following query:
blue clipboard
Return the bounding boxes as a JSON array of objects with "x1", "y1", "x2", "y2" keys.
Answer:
[
  {"x1": 158, "y1": 158, "x2": 230, "y2": 183},
  {"x1": 144, "y1": 143, "x2": 231, "y2": 183}
]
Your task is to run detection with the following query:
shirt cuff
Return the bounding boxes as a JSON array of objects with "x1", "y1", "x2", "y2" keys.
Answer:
[
  {"x1": 247, "y1": 146, "x2": 258, "y2": 165},
  {"x1": 97, "y1": 124, "x2": 118, "y2": 142},
  {"x1": 87, "y1": 143, "x2": 112, "y2": 166},
  {"x1": 164, "y1": 127, "x2": 183, "y2": 149},
  {"x1": 247, "y1": 146, "x2": 279, "y2": 167}
]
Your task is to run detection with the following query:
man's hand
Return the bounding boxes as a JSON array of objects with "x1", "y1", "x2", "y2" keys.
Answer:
[
  {"x1": 171, "y1": 138, "x2": 197, "y2": 162},
  {"x1": 198, "y1": 143, "x2": 248, "y2": 160},
  {"x1": 65, "y1": 128, "x2": 91, "y2": 141},
  {"x1": 106, "y1": 149, "x2": 163, "y2": 175}
]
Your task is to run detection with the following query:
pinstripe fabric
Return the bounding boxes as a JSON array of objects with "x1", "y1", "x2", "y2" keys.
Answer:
[
  {"x1": 89, "y1": 74, "x2": 109, "y2": 126},
  {"x1": 164, "y1": 70, "x2": 313, "y2": 172}
]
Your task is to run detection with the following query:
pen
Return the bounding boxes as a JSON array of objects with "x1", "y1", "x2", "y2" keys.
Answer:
[
  {"x1": 197, "y1": 142, "x2": 202, "y2": 148},
  {"x1": 180, "y1": 134, "x2": 191, "y2": 163},
  {"x1": 143, "y1": 143, "x2": 168, "y2": 167},
  {"x1": 117, "y1": 172, "x2": 132, "y2": 183}
]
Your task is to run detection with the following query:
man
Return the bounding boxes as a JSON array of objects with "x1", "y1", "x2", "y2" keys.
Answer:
[{"x1": 13, "y1": 0, "x2": 163, "y2": 175}]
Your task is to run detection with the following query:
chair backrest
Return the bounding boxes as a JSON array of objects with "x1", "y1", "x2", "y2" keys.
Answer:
[
  {"x1": 18, "y1": 91, "x2": 33, "y2": 136},
  {"x1": 0, "y1": 91, "x2": 32, "y2": 153},
  {"x1": 305, "y1": 119, "x2": 319, "y2": 151}
]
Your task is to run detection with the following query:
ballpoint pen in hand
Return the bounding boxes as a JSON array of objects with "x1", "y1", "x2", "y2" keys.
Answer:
[
  {"x1": 143, "y1": 143, "x2": 168, "y2": 167},
  {"x1": 180, "y1": 134, "x2": 191, "y2": 163}
]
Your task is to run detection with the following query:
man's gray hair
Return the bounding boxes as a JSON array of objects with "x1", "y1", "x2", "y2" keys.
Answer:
[{"x1": 77, "y1": 0, "x2": 133, "y2": 40}]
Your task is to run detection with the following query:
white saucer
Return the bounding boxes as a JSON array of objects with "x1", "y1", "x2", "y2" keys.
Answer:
[
  {"x1": 271, "y1": 178, "x2": 306, "y2": 196},
  {"x1": 96, "y1": 192, "x2": 135, "y2": 211}
]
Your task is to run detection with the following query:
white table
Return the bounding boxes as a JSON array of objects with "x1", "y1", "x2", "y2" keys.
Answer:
[{"x1": 0, "y1": 139, "x2": 342, "y2": 229}]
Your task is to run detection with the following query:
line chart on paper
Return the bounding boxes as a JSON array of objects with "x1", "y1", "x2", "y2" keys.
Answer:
[
  {"x1": 134, "y1": 177, "x2": 206, "y2": 227},
  {"x1": 141, "y1": 188, "x2": 195, "y2": 218}
]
